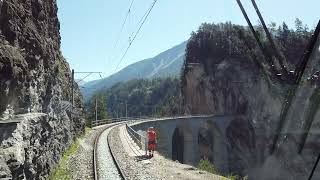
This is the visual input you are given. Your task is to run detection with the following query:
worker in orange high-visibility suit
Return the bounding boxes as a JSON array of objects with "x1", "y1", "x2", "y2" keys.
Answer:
[{"x1": 147, "y1": 127, "x2": 157, "y2": 158}]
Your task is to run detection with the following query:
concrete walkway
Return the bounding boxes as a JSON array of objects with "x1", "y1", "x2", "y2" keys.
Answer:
[{"x1": 119, "y1": 125, "x2": 146, "y2": 157}]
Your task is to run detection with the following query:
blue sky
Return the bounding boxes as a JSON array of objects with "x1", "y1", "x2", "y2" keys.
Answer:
[{"x1": 57, "y1": 0, "x2": 319, "y2": 81}]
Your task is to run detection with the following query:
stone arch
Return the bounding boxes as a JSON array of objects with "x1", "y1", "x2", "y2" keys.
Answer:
[
  {"x1": 180, "y1": 121, "x2": 194, "y2": 164},
  {"x1": 172, "y1": 127, "x2": 184, "y2": 163},
  {"x1": 198, "y1": 121, "x2": 214, "y2": 162},
  {"x1": 171, "y1": 120, "x2": 195, "y2": 164}
]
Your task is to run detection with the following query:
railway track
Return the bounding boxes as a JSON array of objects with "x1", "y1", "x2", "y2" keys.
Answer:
[{"x1": 93, "y1": 123, "x2": 127, "y2": 180}]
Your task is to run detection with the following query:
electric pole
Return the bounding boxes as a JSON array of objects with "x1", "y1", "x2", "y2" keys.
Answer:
[
  {"x1": 179, "y1": 91, "x2": 182, "y2": 116},
  {"x1": 153, "y1": 106, "x2": 156, "y2": 118},
  {"x1": 95, "y1": 98, "x2": 98, "y2": 124},
  {"x1": 71, "y1": 70, "x2": 102, "y2": 106},
  {"x1": 117, "y1": 110, "x2": 119, "y2": 118},
  {"x1": 71, "y1": 69, "x2": 74, "y2": 106},
  {"x1": 125, "y1": 101, "x2": 128, "y2": 119}
]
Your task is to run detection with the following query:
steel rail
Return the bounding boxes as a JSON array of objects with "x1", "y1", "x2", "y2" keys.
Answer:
[
  {"x1": 107, "y1": 125, "x2": 128, "y2": 180},
  {"x1": 93, "y1": 123, "x2": 127, "y2": 180}
]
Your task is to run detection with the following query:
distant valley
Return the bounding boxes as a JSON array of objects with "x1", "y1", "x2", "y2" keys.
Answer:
[{"x1": 81, "y1": 41, "x2": 187, "y2": 100}]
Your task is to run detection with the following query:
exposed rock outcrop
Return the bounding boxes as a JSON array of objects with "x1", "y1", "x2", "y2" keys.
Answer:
[
  {"x1": 181, "y1": 22, "x2": 320, "y2": 179},
  {"x1": 0, "y1": 0, "x2": 84, "y2": 179},
  {"x1": 0, "y1": 114, "x2": 81, "y2": 179}
]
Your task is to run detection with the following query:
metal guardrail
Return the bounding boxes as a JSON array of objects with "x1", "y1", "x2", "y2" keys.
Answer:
[
  {"x1": 92, "y1": 116, "x2": 155, "y2": 127},
  {"x1": 92, "y1": 115, "x2": 216, "y2": 127},
  {"x1": 125, "y1": 124, "x2": 147, "y2": 151},
  {"x1": 92, "y1": 116, "x2": 159, "y2": 127}
]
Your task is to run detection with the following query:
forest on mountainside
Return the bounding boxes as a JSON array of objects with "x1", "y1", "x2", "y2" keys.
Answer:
[
  {"x1": 85, "y1": 77, "x2": 182, "y2": 121},
  {"x1": 182, "y1": 19, "x2": 312, "y2": 80},
  {"x1": 181, "y1": 19, "x2": 312, "y2": 115}
]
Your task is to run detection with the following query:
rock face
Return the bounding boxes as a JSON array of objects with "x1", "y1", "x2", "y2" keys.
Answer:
[
  {"x1": 181, "y1": 22, "x2": 320, "y2": 179},
  {"x1": 0, "y1": 114, "x2": 83, "y2": 179},
  {"x1": 182, "y1": 23, "x2": 283, "y2": 176},
  {"x1": 0, "y1": 0, "x2": 84, "y2": 179}
]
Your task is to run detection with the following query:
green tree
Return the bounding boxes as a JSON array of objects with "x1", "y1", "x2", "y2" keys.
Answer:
[
  {"x1": 280, "y1": 22, "x2": 290, "y2": 42},
  {"x1": 92, "y1": 77, "x2": 181, "y2": 118},
  {"x1": 295, "y1": 18, "x2": 303, "y2": 35},
  {"x1": 86, "y1": 93, "x2": 108, "y2": 123}
]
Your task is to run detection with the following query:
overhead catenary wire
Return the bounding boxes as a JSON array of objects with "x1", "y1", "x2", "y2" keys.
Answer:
[
  {"x1": 76, "y1": 73, "x2": 93, "y2": 84},
  {"x1": 107, "y1": 0, "x2": 135, "y2": 65},
  {"x1": 75, "y1": 71, "x2": 103, "y2": 84},
  {"x1": 76, "y1": 71, "x2": 103, "y2": 88},
  {"x1": 128, "y1": 3, "x2": 151, "y2": 40},
  {"x1": 114, "y1": 0, "x2": 158, "y2": 72},
  {"x1": 114, "y1": 0, "x2": 135, "y2": 49}
]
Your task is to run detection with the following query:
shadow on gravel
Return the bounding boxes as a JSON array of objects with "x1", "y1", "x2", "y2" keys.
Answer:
[{"x1": 135, "y1": 155, "x2": 150, "y2": 162}]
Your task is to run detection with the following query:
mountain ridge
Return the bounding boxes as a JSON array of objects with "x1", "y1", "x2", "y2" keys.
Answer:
[{"x1": 81, "y1": 41, "x2": 187, "y2": 100}]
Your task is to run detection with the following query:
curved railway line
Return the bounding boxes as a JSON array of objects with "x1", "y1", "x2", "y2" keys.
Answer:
[{"x1": 93, "y1": 123, "x2": 127, "y2": 180}]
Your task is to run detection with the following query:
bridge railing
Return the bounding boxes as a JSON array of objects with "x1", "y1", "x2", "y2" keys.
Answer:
[
  {"x1": 125, "y1": 123, "x2": 147, "y2": 151},
  {"x1": 91, "y1": 116, "x2": 153, "y2": 127},
  {"x1": 92, "y1": 114, "x2": 216, "y2": 127},
  {"x1": 92, "y1": 118, "x2": 127, "y2": 127}
]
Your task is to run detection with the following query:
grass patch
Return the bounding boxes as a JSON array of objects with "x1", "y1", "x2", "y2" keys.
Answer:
[
  {"x1": 197, "y1": 158, "x2": 219, "y2": 175},
  {"x1": 225, "y1": 175, "x2": 248, "y2": 180},
  {"x1": 83, "y1": 127, "x2": 92, "y2": 137},
  {"x1": 197, "y1": 158, "x2": 245, "y2": 180},
  {"x1": 227, "y1": 174, "x2": 242, "y2": 180},
  {"x1": 49, "y1": 128, "x2": 92, "y2": 180},
  {"x1": 49, "y1": 142, "x2": 79, "y2": 180}
]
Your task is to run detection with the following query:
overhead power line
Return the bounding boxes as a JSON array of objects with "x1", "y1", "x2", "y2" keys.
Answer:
[
  {"x1": 75, "y1": 72, "x2": 103, "y2": 84},
  {"x1": 113, "y1": 0, "x2": 135, "y2": 50},
  {"x1": 76, "y1": 73, "x2": 93, "y2": 84},
  {"x1": 107, "y1": 0, "x2": 135, "y2": 69},
  {"x1": 114, "y1": 0, "x2": 158, "y2": 72},
  {"x1": 129, "y1": 3, "x2": 151, "y2": 39}
]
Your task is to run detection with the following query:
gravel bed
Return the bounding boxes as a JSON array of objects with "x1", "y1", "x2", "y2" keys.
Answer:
[
  {"x1": 68, "y1": 125, "x2": 225, "y2": 180},
  {"x1": 69, "y1": 126, "x2": 111, "y2": 180},
  {"x1": 97, "y1": 127, "x2": 122, "y2": 180},
  {"x1": 109, "y1": 126, "x2": 227, "y2": 180},
  {"x1": 109, "y1": 127, "x2": 157, "y2": 180},
  {"x1": 69, "y1": 129, "x2": 97, "y2": 180}
]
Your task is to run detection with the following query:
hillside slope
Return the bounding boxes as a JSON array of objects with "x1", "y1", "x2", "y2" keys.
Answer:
[
  {"x1": 86, "y1": 78, "x2": 181, "y2": 119},
  {"x1": 82, "y1": 41, "x2": 187, "y2": 100}
]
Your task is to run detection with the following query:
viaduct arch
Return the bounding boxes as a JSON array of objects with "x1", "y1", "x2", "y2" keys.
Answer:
[{"x1": 130, "y1": 116, "x2": 233, "y2": 174}]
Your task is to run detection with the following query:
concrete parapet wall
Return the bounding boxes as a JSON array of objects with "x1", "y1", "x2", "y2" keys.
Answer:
[{"x1": 129, "y1": 115, "x2": 233, "y2": 175}]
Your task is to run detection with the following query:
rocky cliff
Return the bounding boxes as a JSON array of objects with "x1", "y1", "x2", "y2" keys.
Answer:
[
  {"x1": 0, "y1": 0, "x2": 84, "y2": 179},
  {"x1": 181, "y1": 22, "x2": 320, "y2": 179}
]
